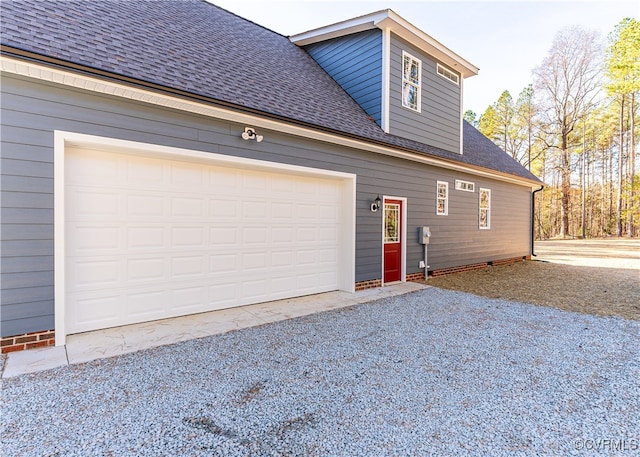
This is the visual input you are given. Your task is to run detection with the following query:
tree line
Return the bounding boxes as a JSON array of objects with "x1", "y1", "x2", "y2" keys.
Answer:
[{"x1": 465, "y1": 18, "x2": 639, "y2": 239}]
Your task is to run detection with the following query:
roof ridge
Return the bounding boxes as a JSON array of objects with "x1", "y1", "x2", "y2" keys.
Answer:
[{"x1": 199, "y1": 0, "x2": 288, "y2": 40}]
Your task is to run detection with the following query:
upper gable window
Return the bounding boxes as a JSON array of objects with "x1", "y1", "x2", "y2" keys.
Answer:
[
  {"x1": 402, "y1": 51, "x2": 421, "y2": 112},
  {"x1": 437, "y1": 63, "x2": 459, "y2": 85}
]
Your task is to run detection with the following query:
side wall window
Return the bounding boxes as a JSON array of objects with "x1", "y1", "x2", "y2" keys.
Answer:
[
  {"x1": 402, "y1": 51, "x2": 421, "y2": 112},
  {"x1": 479, "y1": 188, "x2": 491, "y2": 229},
  {"x1": 436, "y1": 181, "x2": 448, "y2": 215}
]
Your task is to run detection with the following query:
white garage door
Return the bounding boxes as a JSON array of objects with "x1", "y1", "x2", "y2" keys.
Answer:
[{"x1": 64, "y1": 146, "x2": 346, "y2": 335}]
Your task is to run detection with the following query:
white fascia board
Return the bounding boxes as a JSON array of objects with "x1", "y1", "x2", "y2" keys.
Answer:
[
  {"x1": 0, "y1": 55, "x2": 538, "y2": 188},
  {"x1": 290, "y1": 9, "x2": 478, "y2": 79},
  {"x1": 289, "y1": 10, "x2": 389, "y2": 46},
  {"x1": 375, "y1": 12, "x2": 478, "y2": 78}
]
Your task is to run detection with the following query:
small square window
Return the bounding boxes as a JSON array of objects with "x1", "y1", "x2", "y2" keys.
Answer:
[
  {"x1": 455, "y1": 180, "x2": 475, "y2": 192},
  {"x1": 437, "y1": 63, "x2": 459, "y2": 85}
]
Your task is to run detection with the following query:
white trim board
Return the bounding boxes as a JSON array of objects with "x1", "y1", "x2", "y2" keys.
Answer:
[
  {"x1": 290, "y1": 9, "x2": 478, "y2": 78},
  {"x1": 54, "y1": 130, "x2": 356, "y2": 346}
]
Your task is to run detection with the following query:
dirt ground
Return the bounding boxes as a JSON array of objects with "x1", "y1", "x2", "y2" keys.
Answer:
[{"x1": 423, "y1": 239, "x2": 640, "y2": 321}]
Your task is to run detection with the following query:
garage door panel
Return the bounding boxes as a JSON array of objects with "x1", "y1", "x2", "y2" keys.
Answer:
[
  {"x1": 271, "y1": 202, "x2": 293, "y2": 219},
  {"x1": 69, "y1": 293, "x2": 122, "y2": 330},
  {"x1": 272, "y1": 250, "x2": 294, "y2": 267},
  {"x1": 127, "y1": 226, "x2": 166, "y2": 250},
  {"x1": 297, "y1": 227, "x2": 318, "y2": 242},
  {"x1": 171, "y1": 197, "x2": 206, "y2": 217},
  {"x1": 127, "y1": 194, "x2": 165, "y2": 217},
  {"x1": 68, "y1": 188, "x2": 120, "y2": 217},
  {"x1": 273, "y1": 228, "x2": 296, "y2": 244},
  {"x1": 128, "y1": 290, "x2": 166, "y2": 318},
  {"x1": 242, "y1": 201, "x2": 267, "y2": 219},
  {"x1": 67, "y1": 149, "x2": 121, "y2": 181},
  {"x1": 209, "y1": 253, "x2": 239, "y2": 273},
  {"x1": 172, "y1": 286, "x2": 207, "y2": 312},
  {"x1": 170, "y1": 162, "x2": 206, "y2": 187},
  {"x1": 319, "y1": 226, "x2": 339, "y2": 242},
  {"x1": 127, "y1": 156, "x2": 164, "y2": 184},
  {"x1": 243, "y1": 252, "x2": 267, "y2": 270},
  {"x1": 241, "y1": 226, "x2": 268, "y2": 244},
  {"x1": 242, "y1": 173, "x2": 268, "y2": 191},
  {"x1": 66, "y1": 225, "x2": 120, "y2": 255},
  {"x1": 127, "y1": 257, "x2": 166, "y2": 282},
  {"x1": 67, "y1": 259, "x2": 121, "y2": 291},
  {"x1": 297, "y1": 203, "x2": 318, "y2": 220},
  {"x1": 209, "y1": 282, "x2": 239, "y2": 305},
  {"x1": 210, "y1": 226, "x2": 238, "y2": 245},
  {"x1": 212, "y1": 199, "x2": 239, "y2": 218},
  {"x1": 64, "y1": 147, "x2": 345, "y2": 335},
  {"x1": 171, "y1": 255, "x2": 206, "y2": 278},
  {"x1": 171, "y1": 226, "x2": 206, "y2": 247},
  {"x1": 210, "y1": 173, "x2": 240, "y2": 193}
]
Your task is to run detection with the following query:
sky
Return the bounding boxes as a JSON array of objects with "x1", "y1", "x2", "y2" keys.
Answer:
[{"x1": 212, "y1": 0, "x2": 638, "y2": 115}]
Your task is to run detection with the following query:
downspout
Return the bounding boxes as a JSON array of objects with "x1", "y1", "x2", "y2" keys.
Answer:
[{"x1": 531, "y1": 185, "x2": 544, "y2": 256}]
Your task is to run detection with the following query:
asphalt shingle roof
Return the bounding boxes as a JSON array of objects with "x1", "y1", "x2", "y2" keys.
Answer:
[{"x1": 0, "y1": 0, "x2": 540, "y2": 183}]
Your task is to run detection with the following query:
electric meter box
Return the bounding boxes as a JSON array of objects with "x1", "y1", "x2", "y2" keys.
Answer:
[{"x1": 419, "y1": 226, "x2": 431, "y2": 244}]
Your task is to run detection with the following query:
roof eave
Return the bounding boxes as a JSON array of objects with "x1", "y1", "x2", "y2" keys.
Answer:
[{"x1": 2, "y1": 51, "x2": 538, "y2": 188}]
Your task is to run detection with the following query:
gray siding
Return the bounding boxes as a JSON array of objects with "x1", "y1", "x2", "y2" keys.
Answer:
[
  {"x1": 305, "y1": 30, "x2": 382, "y2": 125},
  {"x1": 0, "y1": 74, "x2": 531, "y2": 337},
  {"x1": 388, "y1": 34, "x2": 461, "y2": 153}
]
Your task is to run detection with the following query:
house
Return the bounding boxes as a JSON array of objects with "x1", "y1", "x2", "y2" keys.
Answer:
[{"x1": 0, "y1": 0, "x2": 541, "y2": 352}]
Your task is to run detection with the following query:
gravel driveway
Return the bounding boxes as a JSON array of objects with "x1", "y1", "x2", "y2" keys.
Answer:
[
  {"x1": 2, "y1": 288, "x2": 638, "y2": 456},
  {"x1": 427, "y1": 239, "x2": 640, "y2": 321}
]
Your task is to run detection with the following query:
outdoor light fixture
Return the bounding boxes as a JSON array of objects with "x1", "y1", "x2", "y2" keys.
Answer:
[
  {"x1": 370, "y1": 195, "x2": 382, "y2": 212},
  {"x1": 241, "y1": 127, "x2": 263, "y2": 142}
]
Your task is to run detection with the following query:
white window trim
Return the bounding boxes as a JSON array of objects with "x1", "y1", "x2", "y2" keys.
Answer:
[
  {"x1": 436, "y1": 180, "x2": 448, "y2": 216},
  {"x1": 479, "y1": 188, "x2": 491, "y2": 229},
  {"x1": 455, "y1": 179, "x2": 475, "y2": 192},
  {"x1": 401, "y1": 51, "x2": 421, "y2": 112},
  {"x1": 437, "y1": 63, "x2": 460, "y2": 85}
]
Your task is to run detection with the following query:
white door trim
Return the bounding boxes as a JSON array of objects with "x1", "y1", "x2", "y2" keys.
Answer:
[
  {"x1": 54, "y1": 130, "x2": 356, "y2": 346},
  {"x1": 380, "y1": 195, "x2": 407, "y2": 286}
]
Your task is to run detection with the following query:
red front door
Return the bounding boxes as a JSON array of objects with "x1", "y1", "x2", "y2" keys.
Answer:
[{"x1": 383, "y1": 199, "x2": 402, "y2": 283}]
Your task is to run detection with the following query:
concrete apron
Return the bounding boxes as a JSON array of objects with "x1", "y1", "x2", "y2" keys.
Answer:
[{"x1": 1, "y1": 283, "x2": 428, "y2": 379}]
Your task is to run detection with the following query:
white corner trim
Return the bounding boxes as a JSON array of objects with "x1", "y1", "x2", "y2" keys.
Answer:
[
  {"x1": 460, "y1": 78, "x2": 464, "y2": 155},
  {"x1": 1, "y1": 55, "x2": 537, "y2": 188},
  {"x1": 53, "y1": 131, "x2": 66, "y2": 346},
  {"x1": 381, "y1": 27, "x2": 391, "y2": 133}
]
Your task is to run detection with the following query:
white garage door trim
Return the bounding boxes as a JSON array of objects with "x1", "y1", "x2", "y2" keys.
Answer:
[{"x1": 54, "y1": 131, "x2": 356, "y2": 346}]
